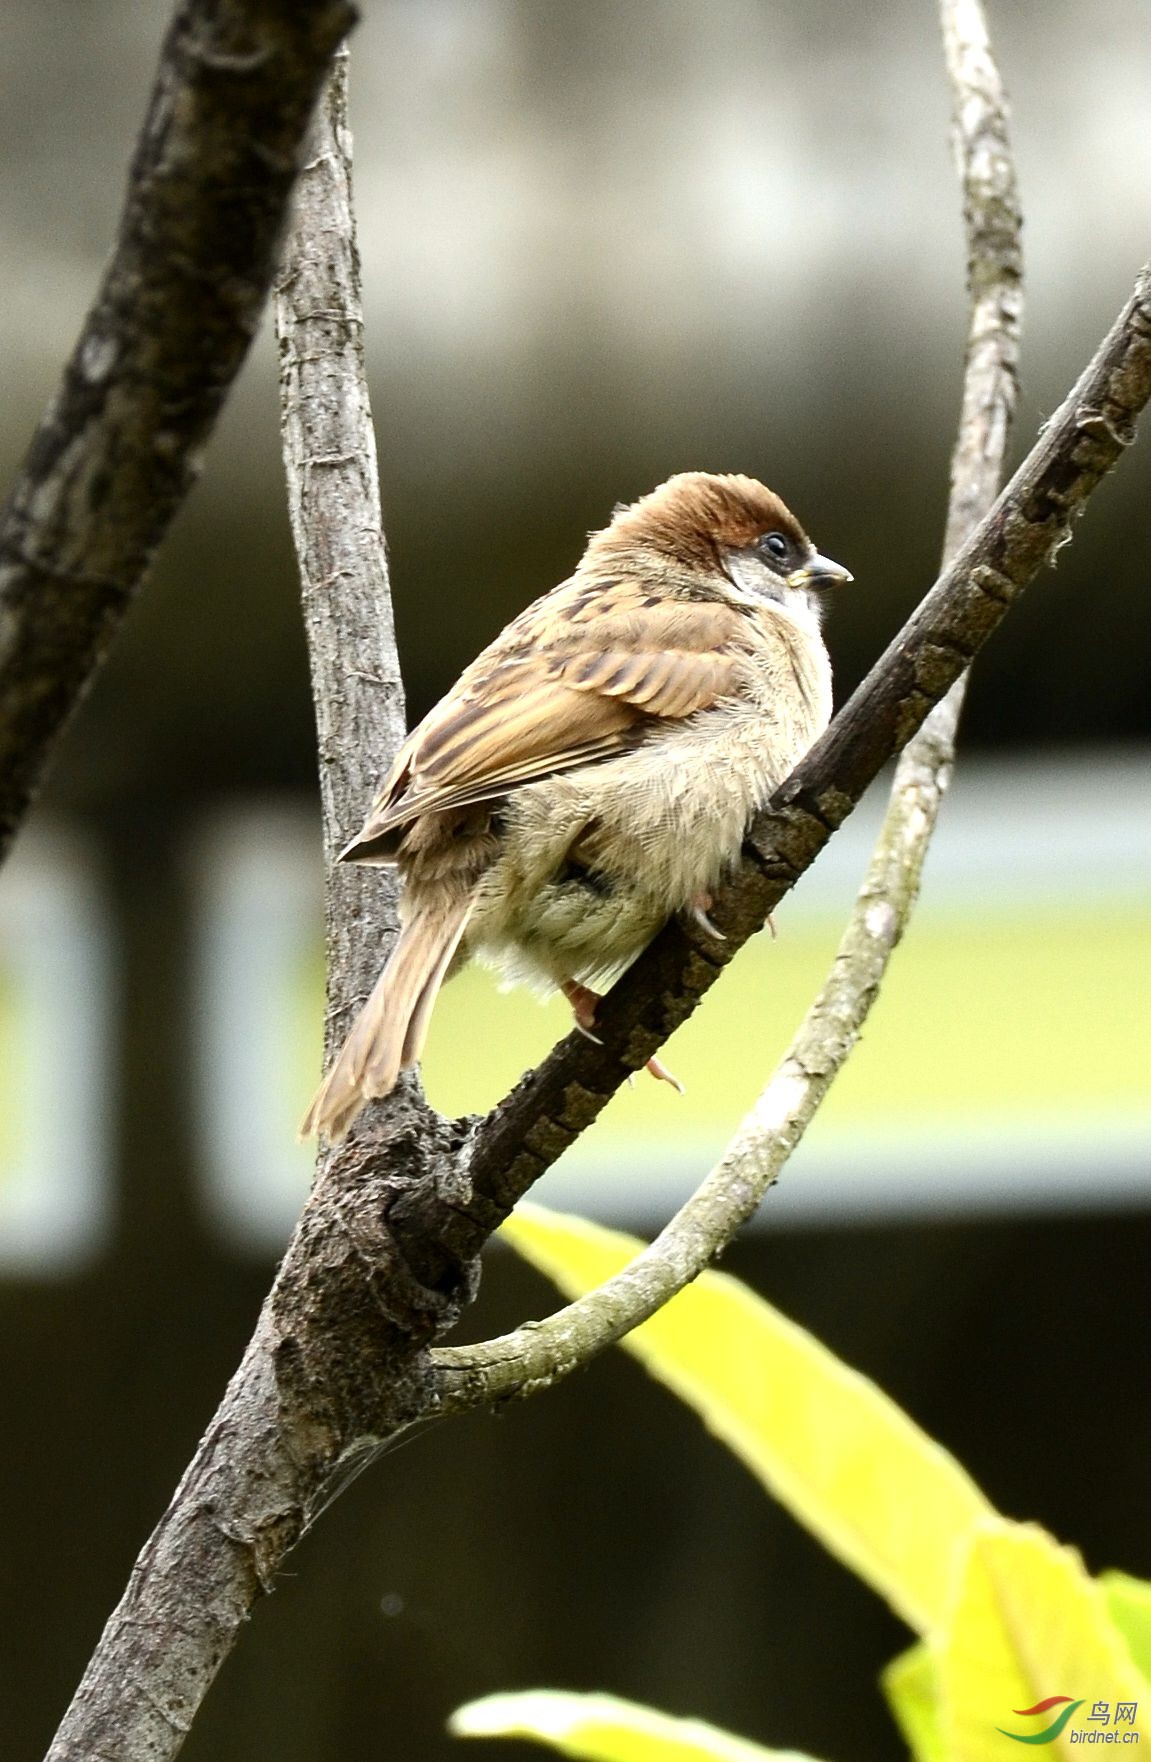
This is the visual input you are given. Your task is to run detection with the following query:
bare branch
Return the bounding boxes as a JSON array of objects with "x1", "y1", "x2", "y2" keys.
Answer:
[
  {"x1": 941, "y1": 0, "x2": 1024, "y2": 560},
  {"x1": 431, "y1": 0, "x2": 1024, "y2": 1411},
  {"x1": 0, "y1": 0, "x2": 355, "y2": 871},
  {"x1": 274, "y1": 44, "x2": 409, "y2": 1036},
  {"x1": 396, "y1": 252, "x2": 1149, "y2": 1273},
  {"x1": 39, "y1": 48, "x2": 426, "y2": 1762}
]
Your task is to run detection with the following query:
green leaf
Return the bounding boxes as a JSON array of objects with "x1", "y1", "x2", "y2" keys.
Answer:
[
  {"x1": 937, "y1": 1520, "x2": 1149, "y2": 1760},
  {"x1": 881, "y1": 1641, "x2": 944, "y2": 1762},
  {"x1": 502, "y1": 1203, "x2": 992, "y2": 1633},
  {"x1": 449, "y1": 1690, "x2": 827, "y2": 1762},
  {"x1": 1100, "y1": 1572, "x2": 1151, "y2": 1686}
]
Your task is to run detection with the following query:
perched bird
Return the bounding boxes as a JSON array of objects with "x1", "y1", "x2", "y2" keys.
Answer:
[{"x1": 302, "y1": 471, "x2": 851, "y2": 1140}]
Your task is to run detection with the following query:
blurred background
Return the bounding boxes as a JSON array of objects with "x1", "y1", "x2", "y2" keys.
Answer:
[{"x1": 0, "y1": 2, "x2": 1149, "y2": 1759}]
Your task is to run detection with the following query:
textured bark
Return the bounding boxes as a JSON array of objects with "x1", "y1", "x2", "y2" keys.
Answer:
[
  {"x1": 38, "y1": 47, "x2": 447, "y2": 1762},
  {"x1": 0, "y1": 0, "x2": 355, "y2": 869},
  {"x1": 275, "y1": 47, "x2": 409, "y2": 1037}
]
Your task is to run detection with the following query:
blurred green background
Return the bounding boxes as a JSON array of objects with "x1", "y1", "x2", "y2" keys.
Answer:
[{"x1": 0, "y1": 2, "x2": 1149, "y2": 1761}]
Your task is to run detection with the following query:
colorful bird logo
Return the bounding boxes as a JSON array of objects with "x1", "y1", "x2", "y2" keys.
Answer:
[{"x1": 997, "y1": 1696, "x2": 1084, "y2": 1744}]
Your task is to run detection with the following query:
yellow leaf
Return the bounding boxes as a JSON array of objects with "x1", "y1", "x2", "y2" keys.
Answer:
[
  {"x1": 881, "y1": 1640, "x2": 945, "y2": 1762},
  {"x1": 449, "y1": 1689, "x2": 827, "y2": 1762},
  {"x1": 1100, "y1": 1572, "x2": 1151, "y2": 1685},
  {"x1": 939, "y1": 1519, "x2": 1149, "y2": 1761},
  {"x1": 501, "y1": 1204, "x2": 992, "y2": 1634}
]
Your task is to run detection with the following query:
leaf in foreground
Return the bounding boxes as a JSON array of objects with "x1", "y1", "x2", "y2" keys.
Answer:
[
  {"x1": 881, "y1": 1639, "x2": 945, "y2": 1762},
  {"x1": 938, "y1": 1520, "x2": 1149, "y2": 1761},
  {"x1": 449, "y1": 1689, "x2": 827, "y2": 1762},
  {"x1": 502, "y1": 1203, "x2": 991, "y2": 1634}
]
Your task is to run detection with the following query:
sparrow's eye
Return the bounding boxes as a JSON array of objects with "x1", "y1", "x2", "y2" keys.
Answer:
[{"x1": 759, "y1": 531, "x2": 790, "y2": 563}]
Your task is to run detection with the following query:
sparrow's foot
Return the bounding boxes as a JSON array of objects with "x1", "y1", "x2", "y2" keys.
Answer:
[
  {"x1": 766, "y1": 911, "x2": 777, "y2": 940},
  {"x1": 561, "y1": 979, "x2": 604, "y2": 1044},
  {"x1": 687, "y1": 890, "x2": 725, "y2": 941},
  {"x1": 562, "y1": 979, "x2": 683, "y2": 1091}
]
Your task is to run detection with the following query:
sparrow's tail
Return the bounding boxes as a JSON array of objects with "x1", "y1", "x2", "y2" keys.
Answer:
[{"x1": 300, "y1": 891, "x2": 474, "y2": 1143}]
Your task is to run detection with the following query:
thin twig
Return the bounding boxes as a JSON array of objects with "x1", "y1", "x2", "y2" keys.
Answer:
[
  {"x1": 431, "y1": 0, "x2": 1023, "y2": 1409},
  {"x1": 0, "y1": 0, "x2": 355, "y2": 871}
]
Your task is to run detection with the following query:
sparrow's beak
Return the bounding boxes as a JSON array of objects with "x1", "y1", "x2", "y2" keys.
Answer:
[{"x1": 788, "y1": 551, "x2": 854, "y2": 588}]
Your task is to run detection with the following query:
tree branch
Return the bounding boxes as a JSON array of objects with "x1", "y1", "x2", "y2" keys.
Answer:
[
  {"x1": 393, "y1": 249, "x2": 1149, "y2": 1279},
  {"x1": 0, "y1": 0, "x2": 355, "y2": 871},
  {"x1": 275, "y1": 43, "x2": 409, "y2": 1034},
  {"x1": 39, "y1": 48, "x2": 437, "y2": 1762},
  {"x1": 430, "y1": 0, "x2": 1023, "y2": 1410}
]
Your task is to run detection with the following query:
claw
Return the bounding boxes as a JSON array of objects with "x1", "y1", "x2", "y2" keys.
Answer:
[
  {"x1": 644, "y1": 1053, "x2": 685, "y2": 1094},
  {"x1": 688, "y1": 890, "x2": 726, "y2": 941},
  {"x1": 689, "y1": 902, "x2": 726, "y2": 941},
  {"x1": 563, "y1": 978, "x2": 684, "y2": 1092}
]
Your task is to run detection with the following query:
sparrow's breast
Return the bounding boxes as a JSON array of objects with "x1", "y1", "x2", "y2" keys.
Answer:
[{"x1": 466, "y1": 613, "x2": 831, "y2": 993}]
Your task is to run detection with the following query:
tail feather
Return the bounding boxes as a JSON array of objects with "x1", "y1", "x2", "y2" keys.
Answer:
[
  {"x1": 300, "y1": 893, "x2": 474, "y2": 1142},
  {"x1": 397, "y1": 906, "x2": 473, "y2": 1074}
]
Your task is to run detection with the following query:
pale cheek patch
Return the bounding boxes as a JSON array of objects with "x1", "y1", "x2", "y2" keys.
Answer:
[{"x1": 725, "y1": 550, "x2": 783, "y2": 605}]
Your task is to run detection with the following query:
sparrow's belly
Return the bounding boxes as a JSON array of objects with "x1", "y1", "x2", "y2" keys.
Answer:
[{"x1": 465, "y1": 697, "x2": 822, "y2": 992}]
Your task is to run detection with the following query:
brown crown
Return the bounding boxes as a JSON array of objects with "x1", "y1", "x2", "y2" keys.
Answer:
[{"x1": 587, "y1": 471, "x2": 808, "y2": 568}]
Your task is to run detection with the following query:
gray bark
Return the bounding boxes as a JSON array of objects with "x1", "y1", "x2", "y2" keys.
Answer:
[{"x1": 274, "y1": 46, "x2": 409, "y2": 1034}]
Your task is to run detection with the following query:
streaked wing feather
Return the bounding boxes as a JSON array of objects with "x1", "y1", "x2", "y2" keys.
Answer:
[
  {"x1": 380, "y1": 733, "x2": 637, "y2": 826},
  {"x1": 346, "y1": 586, "x2": 749, "y2": 852},
  {"x1": 416, "y1": 676, "x2": 633, "y2": 787}
]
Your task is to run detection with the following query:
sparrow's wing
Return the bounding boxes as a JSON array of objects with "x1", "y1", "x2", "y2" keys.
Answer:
[{"x1": 343, "y1": 584, "x2": 750, "y2": 858}]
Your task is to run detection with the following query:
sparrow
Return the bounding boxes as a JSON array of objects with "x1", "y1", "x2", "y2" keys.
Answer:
[{"x1": 302, "y1": 471, "x2": 851, "y2": 1141}]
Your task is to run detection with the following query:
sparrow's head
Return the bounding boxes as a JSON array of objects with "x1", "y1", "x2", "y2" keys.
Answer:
[{"x1": 586, "y1": 471, "x2": 852, "y2": 614}]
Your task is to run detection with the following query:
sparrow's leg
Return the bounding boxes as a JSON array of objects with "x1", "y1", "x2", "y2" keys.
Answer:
[
  {"x1": 561, "y1": 980, "x2": 603, "y2": 1044},
  {"x1": 560, "y1": 980, "x2": 684, "y2": 1093}
]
